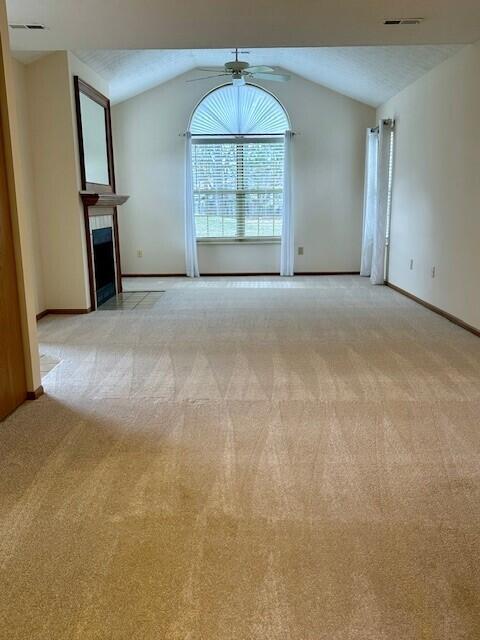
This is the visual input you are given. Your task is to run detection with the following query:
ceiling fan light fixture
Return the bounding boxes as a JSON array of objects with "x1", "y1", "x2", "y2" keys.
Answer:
[
  {"x1": 189, "y1": 49, "x2": 289, "y2": 86},
  {"x1": 232, "y1": 74, "x2": 245, "y2": 87}
]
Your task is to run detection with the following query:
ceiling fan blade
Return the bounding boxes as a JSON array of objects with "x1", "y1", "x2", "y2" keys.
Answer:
[
  {"x1": 186, "y1": 73, "x2": 230, "y2": 82},
  {"x1": 250, "y1": 72, "x2": 290, "y2": 82},
  {"x1": 196, "y1": 67, "x2": 225, "y2": 72},
  {"x1": 247, "y1": 65, "x2": 275, "y2": 73}
]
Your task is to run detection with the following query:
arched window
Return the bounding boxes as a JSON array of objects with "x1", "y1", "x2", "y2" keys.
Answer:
[{"x1": 190, "y1": 84, "x2": 290, "y2": 240}]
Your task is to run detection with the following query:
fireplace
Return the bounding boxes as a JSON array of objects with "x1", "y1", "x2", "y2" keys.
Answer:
[
  {"x1": 80, "y1": 192, "x2": 129, "y2": 310},
  {"x1": 92, "y1": 227, "x2": 116, "y2": 306}
]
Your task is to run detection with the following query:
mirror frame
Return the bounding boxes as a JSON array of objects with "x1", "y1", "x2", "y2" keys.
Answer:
[{"x1": 74, "y1": 76, "x2": 115, "y2": 193}]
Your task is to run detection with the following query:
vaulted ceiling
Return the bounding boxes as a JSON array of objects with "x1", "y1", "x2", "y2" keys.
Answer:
[
  {"x1": 71, "y1": 46, "x2": 462, "y2": 107},
  {"x1": 7, "y1": 0, "x2": 480, "y2": 50},
  {"x1": 8, "y1": 0, "x2": 470, "y2": 107}
]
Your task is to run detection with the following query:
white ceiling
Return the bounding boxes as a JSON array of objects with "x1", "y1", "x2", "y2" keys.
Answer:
[
  {"x1": 71, "y1": 46, "x2": 463, "y2": 107},
  {"x1": 7, "y1": 0, "x2": 480, "y2": 50},
  {"x1": 11, "y1": 50, "x2": 46, "y2": 64}
]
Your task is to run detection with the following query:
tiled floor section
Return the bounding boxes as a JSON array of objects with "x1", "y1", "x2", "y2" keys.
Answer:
[{"x1": 99, "y1": 290, "x2": 164, "y2": 310}]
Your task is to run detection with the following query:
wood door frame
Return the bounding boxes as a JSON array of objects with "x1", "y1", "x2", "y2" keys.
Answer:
[
  {"x1": 0, "y1": 40, "x2": 28, "y2": 419},
  {"x1": 0, "y1": 3, "x2": 43, "y2": 417}
]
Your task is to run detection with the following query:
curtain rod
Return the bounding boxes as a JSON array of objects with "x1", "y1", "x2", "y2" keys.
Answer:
[
  {"x1": 370, "y1": 119, "x2": 395, "y2": 133},
  {"x1": 178, "y1": 131, "x2": 297, "y2": 137}
]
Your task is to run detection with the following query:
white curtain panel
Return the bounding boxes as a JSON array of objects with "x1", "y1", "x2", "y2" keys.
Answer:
[
  {"x1": 360, "y1": 129, "x2": 379, "y2": 277},
  {"x1": 360, "y1": 120, "x2": 394, "y2": 285},
  {"x1": 371, "y1": 120, "x2": 394, "y2": 285},
  {"x1": 280, "y1": 130, "x2": 294, "y2": 276},
  {"x1": 184, "y1": 132, "x2": 199, "y2": 277}
]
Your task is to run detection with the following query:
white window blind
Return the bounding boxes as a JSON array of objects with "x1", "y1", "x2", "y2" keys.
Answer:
[
  {"x1": 192, "y1": 138, "x2": 284, "y2": 240},
  {"x1": 190, "y1": 85, "x2": 289, "y2": 136}
]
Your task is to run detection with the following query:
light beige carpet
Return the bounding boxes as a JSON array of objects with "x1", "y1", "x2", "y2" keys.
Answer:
[{"x1": 1, "y1": 276, "x2": 480, "y2": 639}]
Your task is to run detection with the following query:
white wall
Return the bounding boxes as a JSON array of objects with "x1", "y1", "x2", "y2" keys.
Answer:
[
  {"x1": 112, "y1": 71, "x2": 374, "y2": 275},
  {"x1": 22, "y1": 51, "x2": 109, "y2": 312},
  {"x1": 26, "y1": 52, "x2": 90, "y2": 310},
  {"x1": 379, "y1": 42, "x2": 480, "y2": 330},
  {"x1": 10, "y1": 59, "x2": 45, "y2": 315}
]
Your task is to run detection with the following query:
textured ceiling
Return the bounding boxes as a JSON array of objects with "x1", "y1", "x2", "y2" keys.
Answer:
[
  {"x1": 71, "y1": 46, "x2": 463, "y2": 107},
  {"x1": 6, "y1": 0, "x2": 480, "y2": 50}
]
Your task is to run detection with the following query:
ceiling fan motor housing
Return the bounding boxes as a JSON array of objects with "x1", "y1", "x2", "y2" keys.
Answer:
[{"x1": 225, "y1": 60, "x2": 250, "y2": 72}]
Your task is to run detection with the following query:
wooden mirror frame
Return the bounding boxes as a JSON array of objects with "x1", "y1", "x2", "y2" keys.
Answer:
[
  {"x1": 74, "y1": 76, "x2": 127, "y2": 310},
  {"x1": 74, "y1": 76, "x2": 115, "y2": 193}
]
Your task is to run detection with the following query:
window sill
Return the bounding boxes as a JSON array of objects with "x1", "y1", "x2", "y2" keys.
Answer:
[{"x1": 197, "y1": 238, "x2": 281, "y2": 245}]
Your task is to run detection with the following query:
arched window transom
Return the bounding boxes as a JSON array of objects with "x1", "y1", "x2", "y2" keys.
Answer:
[{"x1": 190, "y1": 84, "x2": 289, "y2": 135}]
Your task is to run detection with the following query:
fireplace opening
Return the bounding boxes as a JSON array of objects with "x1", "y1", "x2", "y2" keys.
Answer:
[{"x1": 92, "y1": 227, "x2": 116, "y2": 307}]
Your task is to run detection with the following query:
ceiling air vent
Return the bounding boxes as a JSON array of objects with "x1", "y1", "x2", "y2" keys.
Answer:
[
  {"x1": 9, "y1": 23, "x2": 46, "y2": 30},
  {"x1": 384, "y1": 18, "x2": 424, "y2": 25}
]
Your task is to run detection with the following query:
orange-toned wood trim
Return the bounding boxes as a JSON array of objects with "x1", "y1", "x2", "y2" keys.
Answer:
[
  {"x1": 36, "y1": 308, "x2": 92, "y2": 321},
  {"x1": 74, "y1": 76, "x2": 116, "y2": 193},
  {"x1": 26, "y1": 386, "x2": 44, "y2": 400},
  {"x1": 112, "y1": 206, "x2": 123, "y2": 295},
  {"x1": 0, "y1": 27, "x2": 28, "y2": 420},
  {"x1": 75, "y1": 78, "x2": 126, "y2": 308},
  {"x1": 80, "y1": 192, "x2": 129, "y2": 208},
  {"x1": 387, "y1": 282, "x2": 480, "y2": 338},
  {"x1": 295, "y1": 271, "x2": 360, "y2": 276},
  {"x1": 82, "y1": 201, "x2": 96, "y2": 310}
]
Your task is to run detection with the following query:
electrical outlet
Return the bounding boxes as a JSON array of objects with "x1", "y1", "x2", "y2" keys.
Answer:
[
  {"x1": 431, "y1": 266, "x2": 436, "y2": 278},
  {"x1": 409, "y1": 259, "x2": 414, "y2": 270},
  {"x1": 298, "y1": 246, "x2": 304, "y2": 256},
  {"x1": 137, "y1": 249, "x2": 143, "y2": 258}
]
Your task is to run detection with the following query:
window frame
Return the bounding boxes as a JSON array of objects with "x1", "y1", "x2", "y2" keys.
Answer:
[{"x1": 192, "y1": 134, "x2": 285, "y2": 244}]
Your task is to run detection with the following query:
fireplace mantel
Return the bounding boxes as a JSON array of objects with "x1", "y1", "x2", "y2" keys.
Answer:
[{"x1": 80, "y1": 191, "x2": 129, "y2": 210}]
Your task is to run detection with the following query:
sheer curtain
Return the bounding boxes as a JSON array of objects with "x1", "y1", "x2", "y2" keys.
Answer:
[
  {"x1": 280, "y1": 130, "x2": 294, "y2": 276},
  {"x1": 184, "y1": 132, "x2": 199, "y2": 277},
  {"x1": 360, "y1": 129, "x2": 378, "y2": 277},
  {"x1": 360, "y1": 119, "x2": 394, "y2": 285}
]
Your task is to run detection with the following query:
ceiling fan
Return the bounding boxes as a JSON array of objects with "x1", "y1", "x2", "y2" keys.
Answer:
[{"x1": 188, "y1": 48, "x2": 290, "y2": 85}]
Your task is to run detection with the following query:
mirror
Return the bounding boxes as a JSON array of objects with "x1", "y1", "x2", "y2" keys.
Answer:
[
  {"x1": 74, "y1": 77, "x2": 114, "y2": 192},
  {"x1": 80, "y1": 93, "x2": 109, "y2": 185}
]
